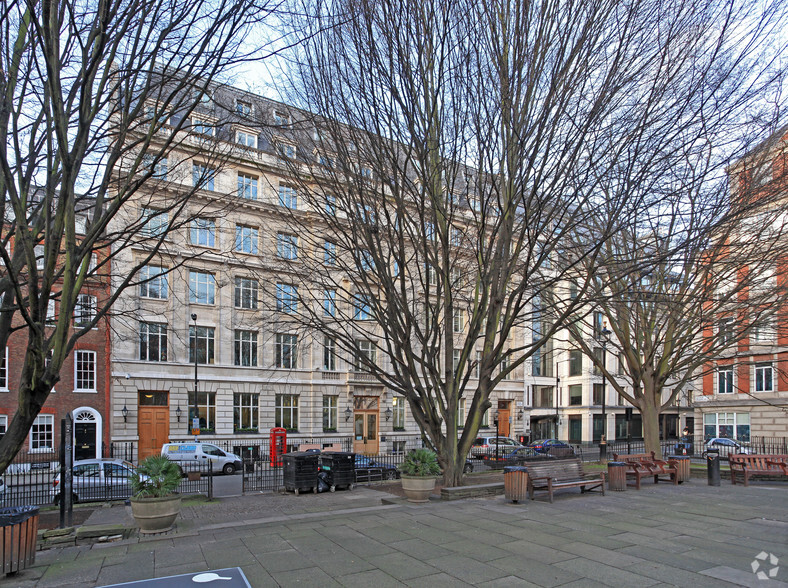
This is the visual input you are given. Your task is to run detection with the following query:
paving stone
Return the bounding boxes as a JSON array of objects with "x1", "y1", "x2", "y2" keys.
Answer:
[
  {"x1": 403, "y1": 572, "x2": 466, "y2": 587},
  {"x1": 426, "y1": 553, "x2": 509, "y2": 585},
  {"x1": 476, "y1": 575, "x2": 543, "y2": 587},
  {"x1": 488, "y1": 555, "x2": 582, "y2": 587},
  {"x1": 369, "y1": 551, "x2": 442, "y2": 581},
  {"x1": 336, "y1": 569, "x2": 407, "y2": 587},
  {"x1": 553, "y1": 556, "x2": 662, "y2": 587},
  {"x1": 625, "y1": 560, "x2": 744, "y2": 587},
  {"x1": 271, "y1": 565, "x2": 344, "y2": 588}
]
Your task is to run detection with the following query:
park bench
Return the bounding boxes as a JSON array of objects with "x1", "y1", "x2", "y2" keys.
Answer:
[
  {"x1": 526, "y1": 457, "x2": 605, "y2": 503},
  {"x1": 612, "y1": 452, "x2": 678, "y2": 489},
  {"x1": 729, "y1": 454, "x2": 788, "y2": 486}
]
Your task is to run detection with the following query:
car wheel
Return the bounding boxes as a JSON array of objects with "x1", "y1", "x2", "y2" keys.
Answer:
[
  {"x1": 384, "y1": 470, "x2": 398, "y2": 480},
  {"x1": 463, "y1": 463, "x2": 473, "y2": 474},
  {"x1": 222, "y1": 463, "x2": 235, "y2": 475}
]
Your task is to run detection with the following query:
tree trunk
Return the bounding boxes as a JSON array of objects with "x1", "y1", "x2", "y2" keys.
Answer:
[
  {"x1": 441, "y1": 454, "x2": 464, "y2": 488},
  {"x1": 639, "y1": 401, "x2": 662, "y2": 456}
]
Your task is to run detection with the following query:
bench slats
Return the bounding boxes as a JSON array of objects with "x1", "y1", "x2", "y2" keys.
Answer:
[
  {"x1": 729, "y1": 454, "x2": 788, "y2": 486},
  {"x1": 526, "y1": 458, "x2": 605, "y2": 503}
]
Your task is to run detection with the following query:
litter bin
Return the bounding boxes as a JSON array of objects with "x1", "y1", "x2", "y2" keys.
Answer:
[
  {"x1": 668, "y1": 455, "x2": 690, "y2": 483},
  {"x1": 706, "y1": 448, "x2": 720, "y2": 486},
  {"x1": 607, "y1": 461, "x2": 627, "y2": 491},
  {"x1": 0, "y1": 506, "x2": 39, "y2": 575},
  {"x1": 283, "y1": 452, "x2": 320, "y2": 495},
  {"x1": 503, "y1": 466, "x2": 528, "y2": 503},
  {"x1": 319, "y1": 452, "x2": 356, "y2": 491}
]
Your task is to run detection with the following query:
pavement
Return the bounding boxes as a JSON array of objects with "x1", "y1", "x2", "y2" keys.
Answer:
[{"x1": 9, "y1": 478, "x2": 788, "y2": 587}]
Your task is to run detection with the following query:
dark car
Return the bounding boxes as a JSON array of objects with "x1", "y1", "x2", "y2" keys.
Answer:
[
  {"x1": 527, "y1": 439, "x2": 575, "y2": 456},
  {"x1": 354, "y1": 455, "x2": 400, "y2": 481}
]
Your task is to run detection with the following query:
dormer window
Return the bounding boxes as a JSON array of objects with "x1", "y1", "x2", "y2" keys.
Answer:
[
  {"x1": 278, "y1": 143, "x2": 296, "y2": 159},
  {"x1": 273, "y1": 110, "x2": 290, "y2": 126},
  {"x1": 236, "y1": 100, "x2": 252, "y2": 116},
  {"x1": 236, "y1": 131, "x2": 257, "y2": 149},
  {"x1": 192, "y1": 117, "x2": 214, "y2": 136}
]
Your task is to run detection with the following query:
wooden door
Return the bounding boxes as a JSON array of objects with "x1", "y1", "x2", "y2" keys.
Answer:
[
  {"x1": 138, "y1": 407, "x2": 169, "y2": 460},
  {"x1": 353, "y1": 413, "x2": 379, "y2": 455},
  {"x1": 498, "y1": 399, "x2": 511, "y2": 437}
]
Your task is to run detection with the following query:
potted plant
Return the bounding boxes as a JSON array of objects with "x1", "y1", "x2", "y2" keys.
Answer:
[
  {"x1": 398, "y1": 449, "x2": 441, "y2": 503},
  {"x1": 130, "y1": 454, "x2": 182, "y2": 534}
]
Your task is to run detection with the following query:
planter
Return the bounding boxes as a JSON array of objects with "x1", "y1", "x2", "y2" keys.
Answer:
[
  {"x1": 400, "y1": 475, "x2": 437, "y2": 503},
  {"x1": 130, "y1": 494, "x2": 181, "y2": 534}
]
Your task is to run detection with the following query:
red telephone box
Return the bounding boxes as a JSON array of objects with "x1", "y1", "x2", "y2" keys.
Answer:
[{"x1": 270, "y1": 427, "x2": 287, "y2": 467}]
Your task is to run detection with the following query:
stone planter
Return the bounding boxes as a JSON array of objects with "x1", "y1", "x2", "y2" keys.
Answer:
[
  {"x1": 130, "y1": 494, "x2": 181, "y2": 534},
  {"x1": 400, "y1": 475, "x2": 436, "y2": 503}
]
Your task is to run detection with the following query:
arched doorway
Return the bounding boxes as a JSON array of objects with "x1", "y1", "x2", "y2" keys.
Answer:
[{"x1": 73, "y1": 408, "x2": 102, "y2": 460}]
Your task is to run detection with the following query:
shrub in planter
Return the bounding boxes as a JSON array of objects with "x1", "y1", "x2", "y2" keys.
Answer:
[
  {"x1": 398, "y1": 449, "x2": 441, "y2": 503},
  {"x1": 130, "y1": 455, "x2": 183, "y2": 534}
]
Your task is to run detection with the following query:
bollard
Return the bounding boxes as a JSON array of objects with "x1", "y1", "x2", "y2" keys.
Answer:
[{"x1": 706, "y1": 448, "x2": 720, "y2": 486}]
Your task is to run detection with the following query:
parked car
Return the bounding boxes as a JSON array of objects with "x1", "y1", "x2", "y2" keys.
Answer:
[
  {"x1": 702, "y1": 438, "x2": 751, "y2": 459},
  {"x1": 470, "y1": 437, "x2": 524, "y2": 459},
  {"x1": 497, "y1": 447, "x2": 547, "y2": 464},
  {"x1": 51, "y1": 459, "x2": 141, "y2": 504},
  {"x1": 354, "y1": 455, "x2": 400, "y2": 481},
  {"x1": 526, "y1": 439, "x2": 575, "y2": 456}
]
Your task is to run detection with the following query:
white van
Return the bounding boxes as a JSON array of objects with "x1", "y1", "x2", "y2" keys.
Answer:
[{"x1": 161, "y1": 442, "x2": 243, "y2": 475}]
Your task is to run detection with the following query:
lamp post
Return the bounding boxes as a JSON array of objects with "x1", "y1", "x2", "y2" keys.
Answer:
[
  {"x1": 192, "y1": 313, "x2": 199, "y2": 440},
  {"x1": 600, "y1": 325, "x2": 612, "y2": 462},
  {"x1": 555, "y1": 365, "x2": 560, "y2": 440},
  {"x1": 494, "y1": 409, "x2": 500, "y2": 461}
]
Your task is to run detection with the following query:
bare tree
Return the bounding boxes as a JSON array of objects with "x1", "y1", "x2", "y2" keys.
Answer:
[
  {"x1": 257, "y1": 0, "x2": 786, "y2": 485},
  {"x1": 0, "y1": 0, "x2": 275, "y2": 473}
]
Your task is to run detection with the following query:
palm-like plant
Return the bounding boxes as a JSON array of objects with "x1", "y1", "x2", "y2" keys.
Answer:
[
  {"x1": 131, "y1": 455, "x2": 182, "y2": 498},
  {"x1": 398, "y1": 449, "x2": 441, "y2": 477}
]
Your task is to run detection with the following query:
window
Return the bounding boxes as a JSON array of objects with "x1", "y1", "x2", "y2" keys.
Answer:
[
  {"x1": 323, "y1": 289, "x2": 336, "y2": 317},
  {"x1": 75, "y1": 350, "x2": 96, "y2": 391},
  {"x1": 450, "y1": 227, "x2": 463, "y2": 247},
  {"x1": 234, "y1": 330, "x2": 258, "y2": 367},
  {"x1": 359, "y1": 249, "x2": 373, "y2": 271},
  {"x1": 717, "y1": 366, "x2": 733, "y2": 394},
  {"x1": 569, "y1": 384, "x2": 582, "y2": 406},
  {"x1": 457, "y1": 398, "x2": 466, "y2": 428},
  {"x1": 593, "y1": 383, "x2": 604, "y2": 406},
  {"x1": 190, "y1": 218, "x2": 216, "y2": 247},
  {"x1": 193, "y1": 163, "x2": 215, "y2": 191},
  {"x1": 323, "y1": 336, "x2": 336, "y2": 371},
  {"x1": 325, "y1": 193, "x2": 336, "y2": 215},
  {"x1": 0, "y1": 347, "x2": 7, "y2": 390},
  {"x1": 30, "y1": 414, "x2": 54, "y2": 451},
  {"x1": 474, "y1": 351, "x2": 482, "y2": 378},
  {"x1": 276, "y1": 233, "x2": 298, "y2": 259},
  {"x1": 74, "y1": 294, "x2": 97, "y2": 328},
  {"x1": 189, "y1": 326, "x2": 215, "y2": 364},
  {"x1": 139, "y1": 322, "x2": 167, "y2": 362},
  {"x1": 752, "y1": 318, "x2": 776, "y2": 343},
  {"x1": 593, "y1": 347, "x2": 603, "y2": 375},
  {"x1": 452, "y1": 349, "x2": 461, "y2": 375},
  {"x1": 236, "y1": 131, "x2": 257, "y2": 149},
  {"x1": 192, "y1": 117, "x2": 213, "y2": 135},
  {"x1": 236, "y1": 100, "x2": 252, "y2": 115},
  {"x1": 278, "y1": 184, "x2": 298, "y2": 209},
  {"x1": 717, "y1": 318, "x2": 734, "y2": 345},
  {"x1": 273, "y1": 110, "x2": 290, "y2": 126},
  {"x1": 318, "y1": 154, "x2": 334, "y2": 168},
  {"x1": 275, "y1": 334, "x2": 297, "y2": 368},
  {"x1": 0, "y1": 415, "x2": 6, "y2": 438},
  {"x1": 275, "y1": 394, "x2": 298, "y2": 430},
  {"x1": 392, "y1": 397, "x2": 405, "y2": 429},
  {"x1": 593, "y1": 312, "x2": 605, "y2": 339},
  {"x1": 618, "y1": 353, "x2": 626, "y2": 376},
  {"x1": 237, "y1": 173, "x2": 258, "y2": 200},
  {"x1": 324, "y1": 240, "x2": 337, "y2": 265},
  {"x1": 234, "y1": 277, "x2": 258, "y2": 309},
  {"x1": 143, "y1": 155, "x2": 168, "y2": 180},
  {"x1": 481, "y1": 408, "x2": 489, "y2": 428},
  {"x1": 569, "y1": 281, "x2": 578, "y2": 300},
  {"x1": 703, "y1": 412, "x2": 750, "y2": 441},
  {"x1": 322, "y1": 396, "x2": 338, "y2": 431},
  {"x1": 234, "y1": 393, "x2": 259, "y2": 432},
  {"x1": 189, "y1": 271, "x2": 215, "y2": 304},
  {"x1": 278, "y1": 143, "x2": 296, "y2": 159},
  {"x1": 499, "y1": 356, "x2": 510, "y2": 380},
  {"x1": 46, "y1": 298, "x2": 56, "y2": 325},
  {"x1": 235, "y1": 225, "x2": 259, "y2": 254},
  {"x1": 141, "y1": 208, "x2": 168, "y2": 237},
  {"x1": 355, "y1": 339, "x2": 375, "y2": 371},
  {"x1": 188, "y1": 392, "x2": 216, "y2": 432},
  {"x1": 569, "y1": 350, "x2": 583, "y2": 376},
  {"x1": 276, "y1": 283, "x2": 298, "y2": 314},
  {"x1": 754, "y1": 362, "x2": 773, "y2": 392},
  {"x1": 353, "y1": 294, "x2": 371, "y2": 320},
  {"x1": 34, "y1": 244, "x2": 45, "y2": 270},
  {"x1": 139, "y1": 265, "x2": 168, "y2": 299}
]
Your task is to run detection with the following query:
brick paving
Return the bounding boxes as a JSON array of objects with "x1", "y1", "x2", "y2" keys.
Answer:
[{"x1": 10, "y1": 478, "x2": 788, "y2": 587}]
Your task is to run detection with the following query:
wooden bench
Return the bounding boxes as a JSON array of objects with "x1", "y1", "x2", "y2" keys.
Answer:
[
  {"x1": 729, "y1": 454, "x2": 788, "y2": 486},
  {"x1": 612, "y1": 452, "x2": 678, "y2": 489},
  {"x1": 526, "y1": 458, "x2": 605, "y2": 503}
]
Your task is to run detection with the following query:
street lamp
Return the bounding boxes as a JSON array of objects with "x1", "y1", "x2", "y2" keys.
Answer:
[
  {"x1": 555, "y1": 365, "x2": 560, "y2": 439},
  {"x1": 494, "y1": 409, "x2": 500, "y2": 461},
  {"x1": 599, "y1": 324, "x2": 612, "y2": 462},
  {"x1": 192, "y1": 313, "x2": 199, "y2": 440}
]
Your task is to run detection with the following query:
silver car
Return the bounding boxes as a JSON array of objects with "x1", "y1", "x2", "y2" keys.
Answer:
[{"x1": 51, "y1": 458, "x2": 141, "y2": 504}]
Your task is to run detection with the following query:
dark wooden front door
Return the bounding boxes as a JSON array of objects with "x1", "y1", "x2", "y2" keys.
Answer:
[{"x1": 74, "y1": 422, "x2": 97, "y2": 460}]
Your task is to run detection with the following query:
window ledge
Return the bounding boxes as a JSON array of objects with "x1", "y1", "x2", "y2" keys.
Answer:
[{"x1": 74, "y1": 389, "x2": 98, "y2": 394}]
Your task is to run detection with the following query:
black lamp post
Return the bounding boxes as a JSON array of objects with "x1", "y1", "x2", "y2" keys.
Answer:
[
  {"x1": 555, "y1": 365, "x2": 560, "y2": 439},
  {"x1": 494, "y1": 409, "x2": 500, "y2": 461},
  {"x1": 192, "y1": 313, "x2": 199, "y2": 440},
  {"x1": 600, "y1": 325, "x2": 612, "y2": 462}
]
